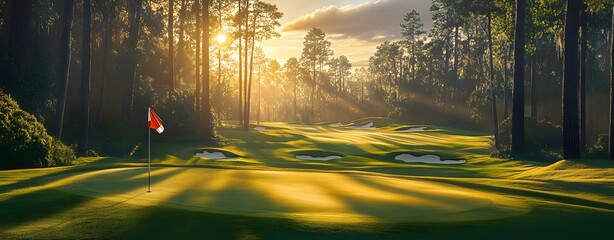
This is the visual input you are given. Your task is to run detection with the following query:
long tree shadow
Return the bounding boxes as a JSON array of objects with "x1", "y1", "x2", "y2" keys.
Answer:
[
  {"x1": 429, "y1": 178, "x2": 614, "y2": 211},
  {"x1": 0, "y1": 166, "x2": 212, "y2": 239},
  {"x1": 0, "y1": 188, "x2": 90, "y2": 229},
  {"x1": 114, "y1": 169, "x2": 405, "y2": 240},
  {"x1": 0, "y1": 157, "x2": 138, "y2": 193}
]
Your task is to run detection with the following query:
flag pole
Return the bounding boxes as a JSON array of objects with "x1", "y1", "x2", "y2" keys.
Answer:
[{"x1": 148, "y1": 107, "x2": 151, "y2": 193}]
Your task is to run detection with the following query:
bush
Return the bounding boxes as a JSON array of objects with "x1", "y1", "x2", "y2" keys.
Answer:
[
  {"x1": 153, "y1": 90, "x2": 220, "y2": 143},
  {"x1": 497, "y1": 117, "x2": 562, "y2": 161},
  {"x1": 155, "y1": 90, "x2": 198, "y2": 138},
  {"x1": 89, "y1": 122, "x2": 140, "y2": 157},
  {"x1": 0, "y1": 91, "x2": 76, "y2": 169},
  {"x1": 587, "y1": 134, "x2": 608, "y2": 159}
]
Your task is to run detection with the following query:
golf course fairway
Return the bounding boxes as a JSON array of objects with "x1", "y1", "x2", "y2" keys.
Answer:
[
  {"x1": 43, "y1": 167, "x2": 527, "y2": 223},
  {"x1": 1, "y1": 118, "x2": 613, "y2": 239}
]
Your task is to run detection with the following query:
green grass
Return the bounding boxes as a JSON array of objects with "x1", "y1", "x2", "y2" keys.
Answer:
[{"x1": 1, "y1": 119, "x2": 613, "y2": 239}]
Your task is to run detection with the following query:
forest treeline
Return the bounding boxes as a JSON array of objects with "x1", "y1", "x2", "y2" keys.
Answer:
[
  {"x1": 365, "y1": 0, "x2": 612, "y2": 160},
  {"x1": 0, "y1": 0, "x2": 613, "y2": 168}
]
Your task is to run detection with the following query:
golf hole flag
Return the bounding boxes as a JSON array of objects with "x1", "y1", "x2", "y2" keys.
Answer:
[
  {"x1": 148, "y1": 107, "x2": 164, "y2": 133},
  {"x1": 147, "y1": 107, "x2": 164, "y2": 192}
]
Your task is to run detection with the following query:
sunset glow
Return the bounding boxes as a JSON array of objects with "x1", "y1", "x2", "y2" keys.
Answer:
[{"x1": 1, "y1": 0, "x2": 613, "y2": 239}]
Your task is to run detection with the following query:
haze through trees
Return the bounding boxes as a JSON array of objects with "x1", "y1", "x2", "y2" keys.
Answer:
[{"x1": 0, "y1": 0, "x2": 612, "y2": 163}]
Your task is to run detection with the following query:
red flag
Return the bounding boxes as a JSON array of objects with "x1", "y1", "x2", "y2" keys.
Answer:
[{"x1": 148, "y1": 108, "x2": 164, "y2": 133}]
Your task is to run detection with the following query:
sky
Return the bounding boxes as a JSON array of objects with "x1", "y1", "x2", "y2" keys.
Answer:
[{"x1": 262, "y1": 0, "x2": 433, "y2": 68}]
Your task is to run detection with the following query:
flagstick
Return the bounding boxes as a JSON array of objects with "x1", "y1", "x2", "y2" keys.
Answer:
[{"x1": 148, "y1": 109, "x2": 151, "y2": 193}]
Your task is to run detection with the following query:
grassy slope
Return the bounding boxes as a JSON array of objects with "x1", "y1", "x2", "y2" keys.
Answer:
[{"x1": 1, "y1": 117, "x2": 613, "y2": 239}]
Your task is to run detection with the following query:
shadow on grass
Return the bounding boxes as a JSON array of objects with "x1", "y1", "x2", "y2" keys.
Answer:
[
  {"x1": 0, "y1": 157, "x2": 137, "y2": 193},
  {"x1": 430, "y1": 178, "x2": 614, "y2": 211},
  {"x1": 0, "y1": 188, "x2": 90, "y2": 229}
]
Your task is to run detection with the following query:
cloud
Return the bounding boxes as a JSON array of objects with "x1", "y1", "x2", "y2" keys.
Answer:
[{"x1": 282, "y1": 0, "x2": 432, "y2": 42}]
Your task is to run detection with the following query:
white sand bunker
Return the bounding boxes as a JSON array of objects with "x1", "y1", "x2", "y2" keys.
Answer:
[
  {"x1": 346, "y1": 122, "x2": 375, "y2": 129},
  {"x1": 395, "y1": 153, "x2": 466, "y2": 165},
  {"x1": 329, "y1": 122, "x2": 343, "y2": 127},
  {"x1": 196, "y1": 151, "x2": 235, "y2": 159},
  {"x1": 397, "y1": 126, "x2": 427, "y2": 132},
  {"x1": 296, "y1": 155, "x2": 342, "y2": 161},
  {"x1": 253, "y1": 126, "x2": 268, "y2": 131}
]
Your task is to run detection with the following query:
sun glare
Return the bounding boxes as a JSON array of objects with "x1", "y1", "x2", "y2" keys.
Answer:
[{"x1": 216, "y1": 34, "x2": 227, "y2": 44}]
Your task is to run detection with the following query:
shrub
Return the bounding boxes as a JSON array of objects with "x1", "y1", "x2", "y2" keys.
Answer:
[
  {"x1": 153, "y1": 90, "x2": 220, "y2": 143},
  {"x1": 497, "y1": 117, "x2": 562, "y2": 161},
  {"x1": 587, "y1": 134, "x2": 608, "y2": 159},
  {"x1": 89, "y1": 123, "x2": 140, "y2": 157},
  {"x1": 155, "y1": 90, "x2": 198, "y2": 137},
  {"x1": 0, "y1": 91, "x2": 76, "y2": 169}
]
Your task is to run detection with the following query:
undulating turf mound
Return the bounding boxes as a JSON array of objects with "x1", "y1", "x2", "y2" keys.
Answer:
[
  {"x1": 43, "y1": 167, "x2": 528, "y2": 223},
  {"x1": 344, "y1": 117, "x2": 409, "y2": 127},
  {"x1": 512, "y1": 159, "x2": 614, "y2": 181}
]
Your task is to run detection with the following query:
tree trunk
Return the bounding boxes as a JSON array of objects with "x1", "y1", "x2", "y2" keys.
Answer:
[
  {"x1": 177, "y1": 0, "x2": 186, "y2": 86},
  {"x1": 8, "y1": 0, "x2": 31, "y2": 73},
  {"x1": 608, "y1": 6, "x2": 614, "y2": 160},
  {"x1": 360, "y1": 76, "x2": 364, "y2": 102},
  {"x1": 168, "y1": 0, "x2": 175, "y2": 93},
  {"x1": 246, "y1": 12, "x2": 258, "y2": 130},
  {"x1": 96, "y1": 0, "x2": 112, "y2": 127},
  {"x1": 530, "y1": 54, "x2": 537, "y2": 118},
  {"x1": 312, "y1": 65, "x2": 316, "y2": 124},
  {"x1": 238, "y1": 0, "x2": 243, "y2": 126},
  {"x1": 579, "y1": 2, "x2": 588, "y2": 153},
  {"x1": 53, "y1": 0, "x2": 74, "y2": 138},
  {"x1": 411, "y1": 44, "x2": 416, "y2": 81},
  {"x1": 217, "y1": 44, "x2": 223, "y2": 120},
  {"x1": 179, "y1": 0, "x2": 186, "y2": 50},
  {"x1": 503, "y1": 45, "x2": 509, "y2": 118},
  {"x1": 120, "y1": 0, "x2": 142, "y2": 122},
  {"x1": 511, "y1": 0, "x2": 526, "y2": 154},
  {"x1": 242, "y1": 0, "x2": 250, "y2": 129},
  {"x1": 195, "y1": 0, "x2": 201, "y2": 119},
  {"x1": 294, "y1": 75, "x2": 297, "y2": 121},
  {"x1": 562, "y1": 0, "x2": 581, "y2": 159},
  {"x1": 257, "y1": 68, "x2": 261, "y2": 124},
  {"x1": 453, "y1": 26, "x2": 459, "y2": 80},
  {"x1": 444, "y1": 32, "x2": 450, "y2": 73},
  {"x1": 202, "y1": 0, "x2": 211, "y2": 139},
  {"x1": 216, "y1": 0, "x2": 223, "y2": 121},
  {"x1": 338, "y1": 66, "x2": 341, "y2": 110},
  {"x1": 488, "y1": 13, "x2": 499, "y2": 148},
  {"x1": 79, "y1": 0, "x2": 92, "y2": 153}
]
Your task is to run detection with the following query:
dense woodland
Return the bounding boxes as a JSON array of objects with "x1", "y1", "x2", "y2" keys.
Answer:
[{"x1": 0, "y1": 0, "x2": 613, "y2": 169}]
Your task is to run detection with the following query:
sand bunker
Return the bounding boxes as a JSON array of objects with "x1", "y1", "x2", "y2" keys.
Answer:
[
  {"x1": 196, "y1": 151, "x2": 235, "y2": 159},
  {"x1": 253, "y1": 126, "x2": 268, "y2": 131},
  {"x1": 44, "y1": 167, "x2": 528, "y2": 223},
  {"x1": 397, "y1": 126, "x2": 427, "y2": 132},
  {"x1": 329, "y1": 122, "x2": 343, "y2": 127},
  {"x1": 395, "y1": 153, "x2": 466, "y2": 164},
  {"x1": 295, "y1": 155, "x2": 342, "y2": 161},
  {"x1": 346, "y1": 122, "x2": 375, "y2": 129}
]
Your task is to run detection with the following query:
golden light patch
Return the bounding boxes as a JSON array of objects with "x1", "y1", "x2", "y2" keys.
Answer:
[{"x1": 42, "y1": 167, "x2": 529, "y2": 223}]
